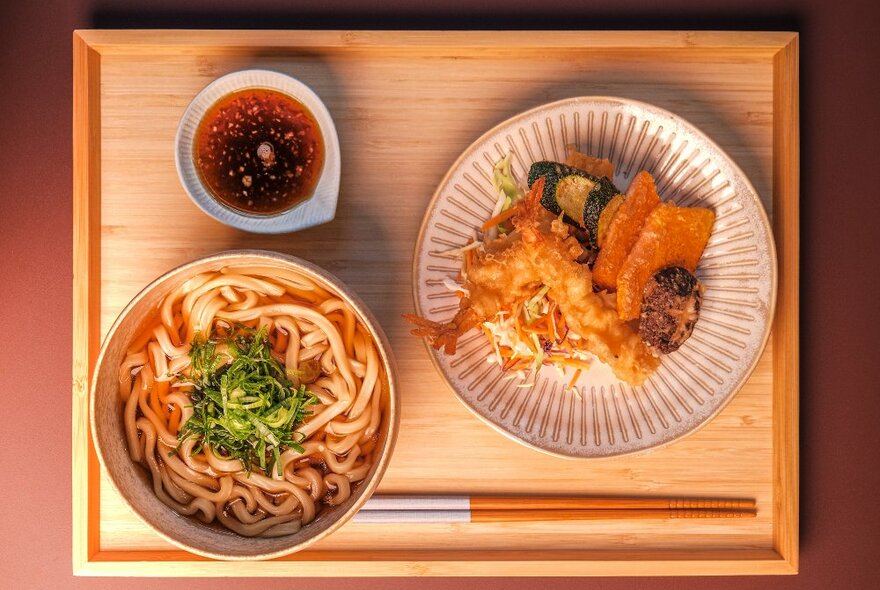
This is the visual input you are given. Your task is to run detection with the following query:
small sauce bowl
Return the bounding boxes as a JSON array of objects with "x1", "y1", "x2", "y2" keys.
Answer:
[{"x1": 176, "y1": 70, "x2": 341, "y2": 233}]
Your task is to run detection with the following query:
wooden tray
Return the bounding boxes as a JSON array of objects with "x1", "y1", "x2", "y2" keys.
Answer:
[{"x1": 72, "y1": 30, "x2": 799, "y2": 577}]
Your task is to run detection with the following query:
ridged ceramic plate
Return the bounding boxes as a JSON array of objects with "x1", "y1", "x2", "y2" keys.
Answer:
[{"x1": 413, "y1": 97, "x2": 777, "y2": 458}]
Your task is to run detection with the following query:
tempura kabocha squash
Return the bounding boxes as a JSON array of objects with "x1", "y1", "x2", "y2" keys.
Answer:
[
  {"x1": 616, "y1": 203, "x2": 715, "y2": 321},
  {"x1": 592, "y1": 171, "x2": 662, "y2": 290}
]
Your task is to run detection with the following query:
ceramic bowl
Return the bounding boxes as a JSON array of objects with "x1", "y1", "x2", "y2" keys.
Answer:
[
  {"x1": 90, "y1": 250, "x2": 398, "y2": 560},
  {"x1": 175, "y1": 70, "x2": 341, "y2": 233}
]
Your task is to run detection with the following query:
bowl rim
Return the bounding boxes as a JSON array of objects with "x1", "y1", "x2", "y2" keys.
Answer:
[
  {"x1": 174, "y1": 69, "x2": 342, "y2": 234},
  {"x1": 89, "y1": 249, "x2": 399, "y2": 560}
]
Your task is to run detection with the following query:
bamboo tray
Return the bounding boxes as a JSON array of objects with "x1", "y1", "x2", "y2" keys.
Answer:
[{"x1": 72, "y1": 30, "x2": 799, "y2": 577}]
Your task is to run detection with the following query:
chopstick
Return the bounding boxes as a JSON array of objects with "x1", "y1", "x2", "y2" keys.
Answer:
[
  {"x1": 360, "y1": 494, "x2": 756, "y2": 511},
  {"x1": 353, "y1": 495, "x2": 756, "y2": 523}
]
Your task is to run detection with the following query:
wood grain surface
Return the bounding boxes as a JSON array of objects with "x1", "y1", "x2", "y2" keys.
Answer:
[{"x1": 72, "y1": 30, "x2": 798, "y2": 576}]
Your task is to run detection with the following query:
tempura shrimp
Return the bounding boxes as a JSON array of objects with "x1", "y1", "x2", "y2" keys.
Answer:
[{"x1": 408, "y1": 178, "x2": 659, "y2": 385}]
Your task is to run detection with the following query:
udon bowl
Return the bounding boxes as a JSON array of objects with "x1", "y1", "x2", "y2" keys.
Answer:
[{"x1": 89, "y1": 250, "x2": 399, "y2": 560}]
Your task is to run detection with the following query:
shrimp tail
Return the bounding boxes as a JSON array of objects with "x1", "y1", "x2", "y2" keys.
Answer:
[
  {"x1": 512, "y1": 177, "x2": 546, "y2": 232},
  {"x1": 403, "y1": 307, "x2": 480, "y2": 354},
  {"x1": 406, "y1": 178, "x2": 553, "y2": 356}
]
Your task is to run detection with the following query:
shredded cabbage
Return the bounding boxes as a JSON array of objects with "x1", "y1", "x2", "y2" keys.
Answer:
[
  {"x1": 492, "y1": 152, "x2": 524, "y2": 202},
  {"x1": 480, "y1": 283, "x2": 594, "y2": 390},
  {"x1": 489, "y1": 153, "x2": 525, "y2": 237},
  {"x1": 467, "y1": 155, "x2": 593, "y2": 390}
]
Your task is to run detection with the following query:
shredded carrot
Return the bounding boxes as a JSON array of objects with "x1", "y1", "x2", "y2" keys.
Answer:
[
  {"x1": 510, "y1": 300, "x2": 522, "y2": 321},
  {"x1": 556, "y1": 312, "x2": 568, "y2": 337},
  {"x1": 521, "y1": 315, "x2": 548, "y2": 333},
  {"x1": 480, "y1": 204, "x2": 519, "y2": 231},
  {"x1": 481, "y1": 290, "x2": 598, "y2": 382},
  {"x1": 568, "y1": 369, "x2": 582, "y2": 389},
  {"x1": 522, "y1": 324, "x2": 551, "y2": 336},
  {"x1": 557, "y1": 358, "x2": 594, "y2": 370},
  {"x1": 502, "y1": 356, "x2": 530, "y2": 371},
  {"x1": 548, "y1": 303, "x2": 559, "y2": 340}
]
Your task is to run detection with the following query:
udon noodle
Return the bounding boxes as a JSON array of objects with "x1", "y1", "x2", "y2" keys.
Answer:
[{"x1": 119, "y1": 265, "x2": 385, "y2": 537}]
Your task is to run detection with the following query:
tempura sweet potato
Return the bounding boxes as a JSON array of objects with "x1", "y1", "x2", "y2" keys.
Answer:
[
  {"x1": 616, "y1": 203, "x2": 715, "y2": 321},
  {"x1": 593, "y1": 171, "x2": 661, "y2": 290}
]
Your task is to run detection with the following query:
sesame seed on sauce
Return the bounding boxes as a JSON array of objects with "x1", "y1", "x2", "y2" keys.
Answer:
[{"x1": 195, "y1": 88, "x2": 324, "y2": 215}]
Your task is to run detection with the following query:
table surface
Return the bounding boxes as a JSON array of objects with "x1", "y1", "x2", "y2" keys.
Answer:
[{"x1": 1, "y1": 1, "x2": 878, "y2": 589}]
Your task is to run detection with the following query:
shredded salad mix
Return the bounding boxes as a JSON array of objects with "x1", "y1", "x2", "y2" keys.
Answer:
[{"x1": 442, "y1": 154, "x2": 595, "y2": 388}]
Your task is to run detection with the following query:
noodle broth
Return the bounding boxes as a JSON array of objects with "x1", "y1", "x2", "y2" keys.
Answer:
[{"x1": 114, "y1": 260, "x2": 390, "y2": 540}]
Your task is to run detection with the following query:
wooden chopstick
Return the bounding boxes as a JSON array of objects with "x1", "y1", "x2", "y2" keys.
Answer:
[
  {"x1": 470, "y1": 508, "x2": 756, "y2": 522},
  {"x1": 469, "y1": 496, "x2": 756, "y2": 511},
  {"x1": 353, "y1": 495, "x2": 756, "y2": 524}
]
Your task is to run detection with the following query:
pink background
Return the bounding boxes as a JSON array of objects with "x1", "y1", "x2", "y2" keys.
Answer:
[{"x1": 1, "y1": 0, "x2": 879, "y2": 588}]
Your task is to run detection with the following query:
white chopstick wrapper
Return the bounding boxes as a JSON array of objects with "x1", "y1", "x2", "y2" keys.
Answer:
[{"x1": 353, "y1": 495, "x2": 471, "y2": 523}]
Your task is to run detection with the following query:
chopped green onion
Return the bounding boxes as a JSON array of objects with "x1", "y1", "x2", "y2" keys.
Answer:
[{"x1": 177, "y1": 326, "x2": 317, "y2": 476}]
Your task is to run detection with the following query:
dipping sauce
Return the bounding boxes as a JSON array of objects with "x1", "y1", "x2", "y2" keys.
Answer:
[{"x1": 195, "y1": 88, "x2": 324, "y2": 215}]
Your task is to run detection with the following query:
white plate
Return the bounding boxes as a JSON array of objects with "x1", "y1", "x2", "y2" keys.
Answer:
[
  {"x1": 175, "y1": 69, "x2": 341, "y2": 234},
  {"x1": 413, "y1": 97, "x2": 777, "y2": 458}
]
